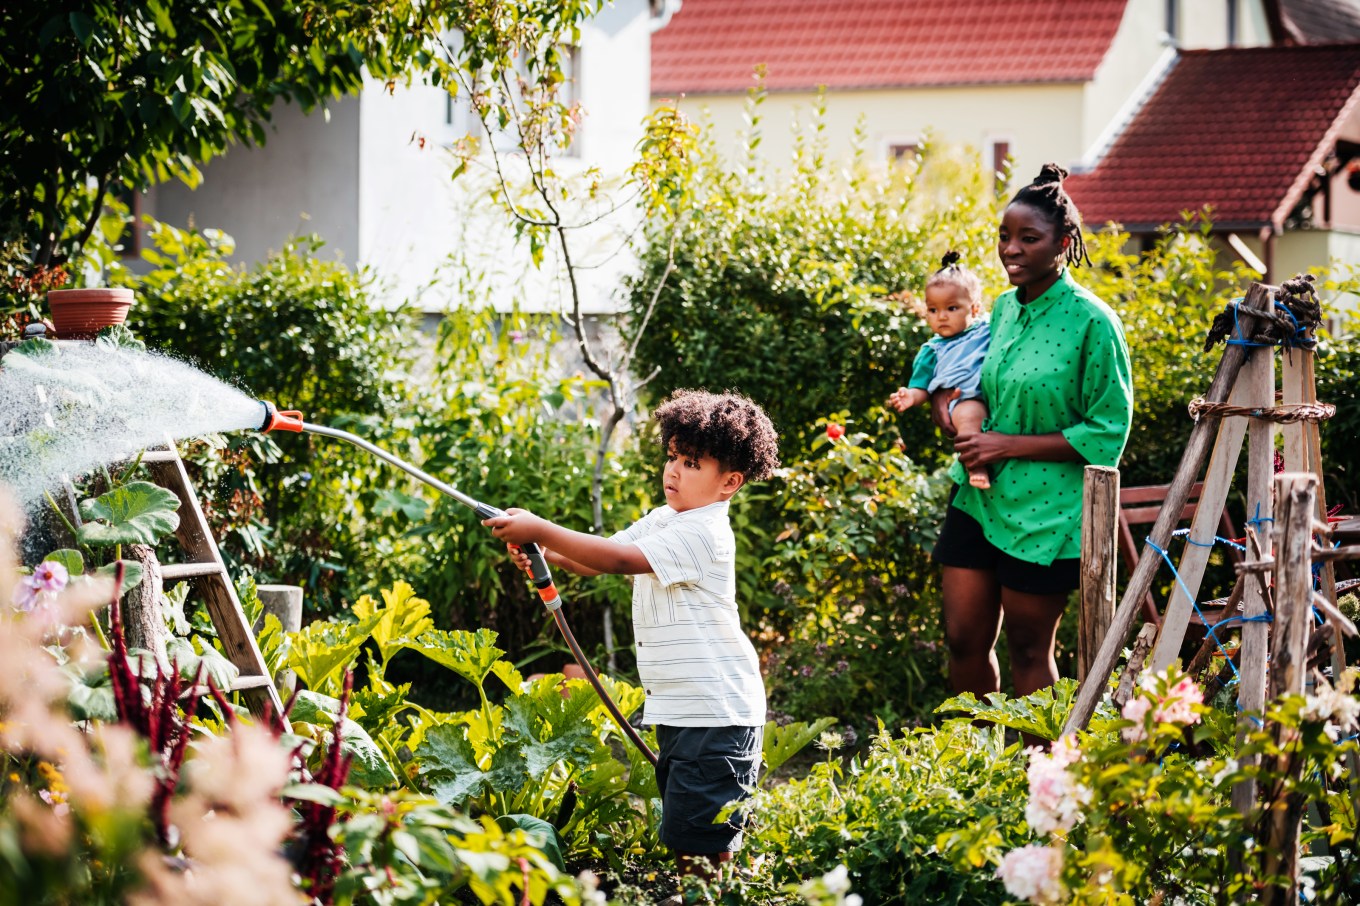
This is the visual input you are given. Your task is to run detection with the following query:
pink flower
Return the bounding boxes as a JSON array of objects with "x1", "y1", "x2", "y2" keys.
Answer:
[
  {"x1": 31, "y1": 561, "x2": 69, "y2": 592},
  {"x1": 11, "y1": 562, "x2": 69, "y2": 613},
  {"x1": 997, "y1": 844, "x2": 1065, "y2": 904},
  {"x1": 826, "y1": 422, "x2": 845, "y2": 440},
  {"x1": 1024, "y1": 745, "x2": 1090, "y2": 835},
  {"x1": 1121, "y1": 696, "x2": 1151, "y2": 742},
  {"x1": 1152, "y1": 676, "x2": 1204, "y2": 726}
]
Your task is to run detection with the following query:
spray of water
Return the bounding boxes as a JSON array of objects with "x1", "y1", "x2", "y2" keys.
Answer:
[{"x1": 0, "y1": 341, "x2": 267, "y2": 507}]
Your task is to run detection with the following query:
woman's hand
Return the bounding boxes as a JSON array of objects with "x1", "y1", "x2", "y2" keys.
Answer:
[
  {"x1": 953, "y1": 431, "x2": 1014, "y2": 470},
  {"x1": 929, "y1": 388, "x2": 962, "y2": 436}
]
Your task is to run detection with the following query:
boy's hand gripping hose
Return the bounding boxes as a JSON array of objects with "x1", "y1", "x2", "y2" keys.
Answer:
[{"x1": 258, "y1": 401, "x2": 658, "y2": 767}]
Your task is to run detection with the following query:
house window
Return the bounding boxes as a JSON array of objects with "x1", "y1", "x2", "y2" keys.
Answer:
[
  {"x1": 990, "y1": 140, "x2": 1012, "y2": 188},
  {"x1": 1165, "y1": 0, "x2": 1179, "y2": 42},
  {"x1": 887, "y1": 142, "x2": 919, "y2": 164},
  {"x1": 1226, "y1": 0, "x2": 1239, "y2": 45}
]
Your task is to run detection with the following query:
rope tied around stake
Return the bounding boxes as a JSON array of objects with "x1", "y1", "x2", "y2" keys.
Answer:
[
  {"x1": 1203, "y1": 273, "x2": 1322, "y2": 352},
  {"x1": 1186, "y1": 397, "x2": 1336, "y2": 424}
]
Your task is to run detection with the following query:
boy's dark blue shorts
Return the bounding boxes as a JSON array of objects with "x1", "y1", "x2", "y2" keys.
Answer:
[
  {"x1": 932, "y1": 494, "x2": 1080, "y2": 596},
  {"x1": 654, "y1": 724, "x2": 762, "y2": 854}
]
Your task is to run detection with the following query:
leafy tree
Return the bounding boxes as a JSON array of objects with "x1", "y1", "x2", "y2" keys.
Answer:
[{"x1": 0, "y1": 0, "x2": 601, "y2": 271}]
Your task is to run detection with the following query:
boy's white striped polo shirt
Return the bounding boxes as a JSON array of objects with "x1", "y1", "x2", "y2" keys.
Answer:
[{"x1": 611, "y1": 500, "x2": 766, "y2": 727}]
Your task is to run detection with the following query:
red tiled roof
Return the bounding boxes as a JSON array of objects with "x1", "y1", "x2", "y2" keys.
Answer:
[
  {"x1": 651, "y1": 0, "x2": 1130, "y2": 94},
  {"x1": 1066, "y1": 44, "x2": 1360, "y2": 231}
]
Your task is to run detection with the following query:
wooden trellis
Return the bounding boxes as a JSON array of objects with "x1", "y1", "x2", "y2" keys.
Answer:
[{"x1": 1070, "y1": 278, "x2": 1360, "y2": 900}]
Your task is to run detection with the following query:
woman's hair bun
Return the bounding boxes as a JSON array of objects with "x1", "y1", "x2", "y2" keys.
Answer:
[
  {"x1": 1035, "y1": 162, "x2": 1069, "y2": 185},
  {"x1": 940, "y1": 249, "x2": 962, "y2": 269}
]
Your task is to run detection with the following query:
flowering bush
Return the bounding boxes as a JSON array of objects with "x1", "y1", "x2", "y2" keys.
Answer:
[{"x1": 981, "y1": 667, "x2": 1360, "y2": 904}]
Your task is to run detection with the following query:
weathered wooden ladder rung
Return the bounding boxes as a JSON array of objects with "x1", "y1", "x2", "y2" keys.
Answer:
[
  {"x1": 143, "y1": 441, "x2": 283, "y2": 718},
  {"x1": 158, "y1": 562, "x2": 229, "y2": 581}
]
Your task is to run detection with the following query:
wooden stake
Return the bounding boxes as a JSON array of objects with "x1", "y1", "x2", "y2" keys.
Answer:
[
  {"x1": 1147, "y1": 364, "x2": 1252, "y2": 672},
  {"x1": 1112, "y1": 622, "x2": 1159, "y2": 710},
  {"x1": 1079, "y1": 466, "x2": 1119, "y2": 682},
  {"x1": 1259, "y1": 472, "x2": 1316, "y2": 905},
  {"x1": 1233, "y1": 347, "x2": 1277, "y2": 814}
]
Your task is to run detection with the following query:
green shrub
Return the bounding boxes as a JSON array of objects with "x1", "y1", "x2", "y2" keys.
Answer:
[
  {"x1": 625, "y1": 96, "x2": 1004, "y2": 468},
  {"x1": 757, "y1": 411, "x2": 953, "y2": 734},
  {"x1": 1315, "y1": 334, "x2": 1360, "y2": 513}
]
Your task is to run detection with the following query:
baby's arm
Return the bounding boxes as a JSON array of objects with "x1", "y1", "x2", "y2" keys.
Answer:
[
  {"x1": 484, "y1": 508, "x2": 651, "y2": 577},
  {"x1": 886, "y1": 386, "x2": 930, "y2": 412}
]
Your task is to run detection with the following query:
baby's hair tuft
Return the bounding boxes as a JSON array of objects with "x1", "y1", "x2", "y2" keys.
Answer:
[{"x1": 924, "y1": 249, "x2": 983, "y2": 307}]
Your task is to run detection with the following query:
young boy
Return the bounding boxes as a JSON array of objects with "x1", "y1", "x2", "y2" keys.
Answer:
[{"x1": 482, "y1": 388, "x2": 780, "y2": 889}]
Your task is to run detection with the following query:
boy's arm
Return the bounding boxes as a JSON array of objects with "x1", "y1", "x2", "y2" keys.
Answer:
[{"x1": 483, "y1": 509, "x2": 653, "y2": 576}]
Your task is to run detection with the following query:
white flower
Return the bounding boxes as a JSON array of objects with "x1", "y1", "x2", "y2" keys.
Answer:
[
  {"x1": 1211, "y1": 759, "x2": 1239, "y2": 788},
  {"x1": 822, "y1": 864, "x2": 851, "y2": 894},
  {"x1": 997, "y1": 844, "x2": 1065, "y2": 904},
  {"x1": 576, "y1": 870, "x2": 607, "y2": 906},
  {"x1": 1302, "y1": 681, "x2": 1360, "y2": 730},
  {"x1": 1024, "y1": 747, "x2": 1091, "y2": 836}
]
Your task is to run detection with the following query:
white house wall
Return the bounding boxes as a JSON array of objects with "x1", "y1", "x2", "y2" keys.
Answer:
[
  {"x1": 356, "y1": 1, "x2": 652, "y2": 314},
  {"x1": 145, "y1": 1, "x2": 653, "y2": 316},
  {"x1": 146, "y1": 98, "x2": 362, "y2": 267},
  {"x1": 672, "y1": 82, "x2": 1087, "y2": 188},
  {"x1": 1080, "y1": 0, "x2": 1176, "y2": 160}
]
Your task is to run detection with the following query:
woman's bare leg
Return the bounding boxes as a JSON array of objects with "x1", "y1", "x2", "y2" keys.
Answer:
[
  {"x1": 1000, "y1": 586, "x2": 1068, "y2": 747},
  {"x1": 941, "y1": 565, "x2": 1003, "y2": 696},
  {"x1": 952, "y1": 399, "x2": 990, "y2": 488}
]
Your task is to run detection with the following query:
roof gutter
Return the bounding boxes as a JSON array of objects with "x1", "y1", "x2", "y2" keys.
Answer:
[{"x1": 650, "y1": 0, "x2": 682, "y2": 33}]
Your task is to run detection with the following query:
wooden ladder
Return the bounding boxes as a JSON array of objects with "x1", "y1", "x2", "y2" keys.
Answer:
[{"x1": 141, "y1": 442, "x2": 283, "y2": 718}]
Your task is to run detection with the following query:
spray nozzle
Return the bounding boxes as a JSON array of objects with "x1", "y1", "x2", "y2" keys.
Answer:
[{"x1": 258, "y1": 400, "x2": 305, "y2": 433}]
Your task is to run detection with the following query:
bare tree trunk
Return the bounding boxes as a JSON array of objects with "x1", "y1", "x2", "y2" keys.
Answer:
[{"x1": 125, "y1": 543, "x2": 170, "y2": 669}]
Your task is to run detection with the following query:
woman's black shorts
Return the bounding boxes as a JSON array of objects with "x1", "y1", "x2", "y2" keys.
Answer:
[{"x1": 932, "y1": 495, "x2": 1080, "y2": 596}]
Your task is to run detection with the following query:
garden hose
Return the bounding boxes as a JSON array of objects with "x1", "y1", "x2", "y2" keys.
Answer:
[{"x1": 257, "y1": 400, "x2": 658, "y2": 766}]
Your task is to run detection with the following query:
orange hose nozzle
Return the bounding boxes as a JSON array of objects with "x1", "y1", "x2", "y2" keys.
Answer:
[{"x1": 258, "y1": 400, "x2": 305, "y2": 433}]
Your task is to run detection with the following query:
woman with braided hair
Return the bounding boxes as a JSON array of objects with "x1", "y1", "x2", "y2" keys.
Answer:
[{"x1": 930, "y1": 163, "x2": 1133, "y2": 708}]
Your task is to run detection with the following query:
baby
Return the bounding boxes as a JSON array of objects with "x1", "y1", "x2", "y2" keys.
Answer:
[{"x1": 886, "y1": 251, "x2": 992, "y2": 488}]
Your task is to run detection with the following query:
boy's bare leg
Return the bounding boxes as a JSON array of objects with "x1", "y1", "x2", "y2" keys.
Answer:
[
  {"x1": 676, "y1": 850, "x2": 731, "y2": 877},
  {"x1": 951, "y1": 399, "x2": 991, "y2": 488}
]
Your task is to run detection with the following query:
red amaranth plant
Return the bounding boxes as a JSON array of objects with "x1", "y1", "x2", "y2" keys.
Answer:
[
  {"x1": 290, "y1": 669, "x2": 354, "y2": 906},
  {"x1": 107, "y1": 579, "x2": 198, "y2": 847}
]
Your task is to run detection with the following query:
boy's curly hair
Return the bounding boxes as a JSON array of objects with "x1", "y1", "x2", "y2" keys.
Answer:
[{"x1": 653, "y1": 389, "x2": 780, "y2": 481}]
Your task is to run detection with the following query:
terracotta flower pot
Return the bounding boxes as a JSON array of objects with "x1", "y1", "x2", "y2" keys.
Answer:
[{"x1": 47, "y1": 287, "x2": 134, "y2": 340}]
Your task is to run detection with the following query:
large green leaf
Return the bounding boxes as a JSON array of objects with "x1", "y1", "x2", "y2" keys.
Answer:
[
  {"x1": 416, "y1": 722, "x2": 528, "y2": 808},
  {"x1": 94, "y1": 559, "x2": 145, "y2": 594},
  {"x1": 286, "y1": 611, "x2": 383, "y2": 696},
  {"x1": 77, "y1": 481, "x2": 181, "y2": 546},
  {"x1": 935, "y1": 677, "x2": 1079, "y2": 742},
  {"x1": 352, "y1": 580, "x2": 432, "y2": 668},
  {"x1": 43, "y1": 549, "x2": 84, "y2": 574},
  {"x1": 501, "y1": 687, "x2": 600, "y2": 780},
  {"x1": 290, "y1": 690, "x2": 398, "y2": 789},
  {"x1": 495, "y1": 814, "x2": 565, "y2": 871},
  {"x1": 763, "y1": 716, "x2": 838, "y2": 776},
  {"x1": 402, "y1": 628, "x2": 504, "y2": 690},
  {"x1": 165, "y1": 636, "x2": 239, "y2": 691}
]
